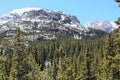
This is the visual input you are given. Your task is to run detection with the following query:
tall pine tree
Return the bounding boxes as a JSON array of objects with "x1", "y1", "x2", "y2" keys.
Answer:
[{"x1": 9, "y1": 27, "x2": 25, "y2": 80}]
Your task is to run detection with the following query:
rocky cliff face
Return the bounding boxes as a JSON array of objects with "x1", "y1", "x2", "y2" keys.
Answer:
[
  {"x1": 0, "y1": 8, "x2": 81, "y2": 27},
  {"x1": 0, "y1": 8, "x2": 106, "y2": 41},
  {"x1": 0, "y1": 8, "x2": 87, "y2": 40}
]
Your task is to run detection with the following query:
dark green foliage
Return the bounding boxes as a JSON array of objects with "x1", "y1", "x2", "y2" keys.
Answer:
[
  {"x1": 0, "y1": 26, "x2": 119, "y2": 80},
  {"x1": 0, "y1": 56, "x2": 7, "y2": 80},
  {"x1": 6, "y1": 27, "x2": 41, "y2": 80}
]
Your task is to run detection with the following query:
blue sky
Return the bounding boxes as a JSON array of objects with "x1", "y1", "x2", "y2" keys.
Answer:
[{"x1": 0, "y1": 0, "x2": 119, "y2": 24}]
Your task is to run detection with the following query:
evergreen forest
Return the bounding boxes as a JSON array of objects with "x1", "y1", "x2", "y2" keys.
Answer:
[{"x1": 0, "y1": 0, "x2": 120, "y2": 80}]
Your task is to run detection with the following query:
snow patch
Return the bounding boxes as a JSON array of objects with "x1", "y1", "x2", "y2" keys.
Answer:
[
  {"x1": 111, "y1": 22, "x2": 118, "y2": 29},
  {"x1": 10, "y1": 8, "x2": 41, "y2": 15}
]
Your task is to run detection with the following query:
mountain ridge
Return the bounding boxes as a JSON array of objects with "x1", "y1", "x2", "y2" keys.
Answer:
[
  {"x1": 0, "y1": 8, "x2": 107, "y2": 41},
  {"x1": 0, "y1": 8, "x2": 86, "y2": 40},
  {"x1": 84, "y1": 20, "x2": 118, "y2": 32},
  {"x1": 0, "y1": 8, "x2": 80, "y2": 26}
]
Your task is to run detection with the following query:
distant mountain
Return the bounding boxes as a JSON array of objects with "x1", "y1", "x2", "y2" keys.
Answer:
[
  {"x1": 0, "y1": 8, "x2": 106, "y2": 41},
  {"x1": 84, "y1": 20, "x2": 118, "y2": 32}
]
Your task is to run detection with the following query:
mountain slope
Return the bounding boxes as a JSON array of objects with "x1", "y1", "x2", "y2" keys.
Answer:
[{"x1": 0, "y1": 8, "x2": 106, "y2": 41}]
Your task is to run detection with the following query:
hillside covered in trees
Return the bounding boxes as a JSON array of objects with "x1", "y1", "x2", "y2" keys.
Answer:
[
  {"x1": 0, "y1": 25, "x2": 120, "y2": 80},
  {"x1": 0, "y1": 0, "x2": 120, "y2": 80}
]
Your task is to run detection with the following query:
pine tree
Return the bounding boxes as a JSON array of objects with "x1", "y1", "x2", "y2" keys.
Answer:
[
  {"x1": 113, "y1": 27, "x2": 120, "y2": 79},
  {"x1": 9, "y1": 28, "x2": 42, "y2": 80},
  {"x1": 52, "y1": 47, "x2": 60, "y2": 80},
  {"x1": 104, "y1": 34, "x2": 115, "y2": 80},
  {"x1": 76, "y1": 52, "x2": 87, "y2": 80},
  {"x1": 9, "y1": 27, "x2": 25, "y2": 80},
  {"x1": 113, "y1": 0, "x2": 120, "y2": 79},
  {"x1": 98, "y1": 56, "x2": 108, "y2": 80},
  {"x1": 56, "y1": 48, "x2": 65, "y2": 80},
  {"x1": 0, "y1": 56, "x2": 7, "y2": 80},
  {"x1": 25, "y1": 51, "x2": 41, "y2": 80},
  {"x1": 115, "y1": 0, "x2": 120, "y2": 25},
  {"x1": 115, "y1": 0, "x2": 120, "y2": 7}
]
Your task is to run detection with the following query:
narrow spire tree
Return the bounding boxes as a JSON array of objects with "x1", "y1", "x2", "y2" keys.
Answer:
[{"x1": 9, "y1": 27, "x2": 25, "y2": 80}]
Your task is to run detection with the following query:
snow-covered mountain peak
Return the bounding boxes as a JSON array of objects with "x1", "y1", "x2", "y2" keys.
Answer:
[
  {"x1": 0, "y1": 7, "x2": 81, "y2": 29},
  {"x1": 0, "y1": 8, "x2": 108, "y2": 40},
  {"x1": 0, "y1": 8, "x2": 86, "y2": 37},
  {"x1": 84, "y1": 20, "x2": 118, "y2": 32}
]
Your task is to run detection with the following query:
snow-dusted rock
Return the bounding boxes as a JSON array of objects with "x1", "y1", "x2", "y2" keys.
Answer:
[{"x1": 85, "y1": 20, "x2": 118, "y2": 32}]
